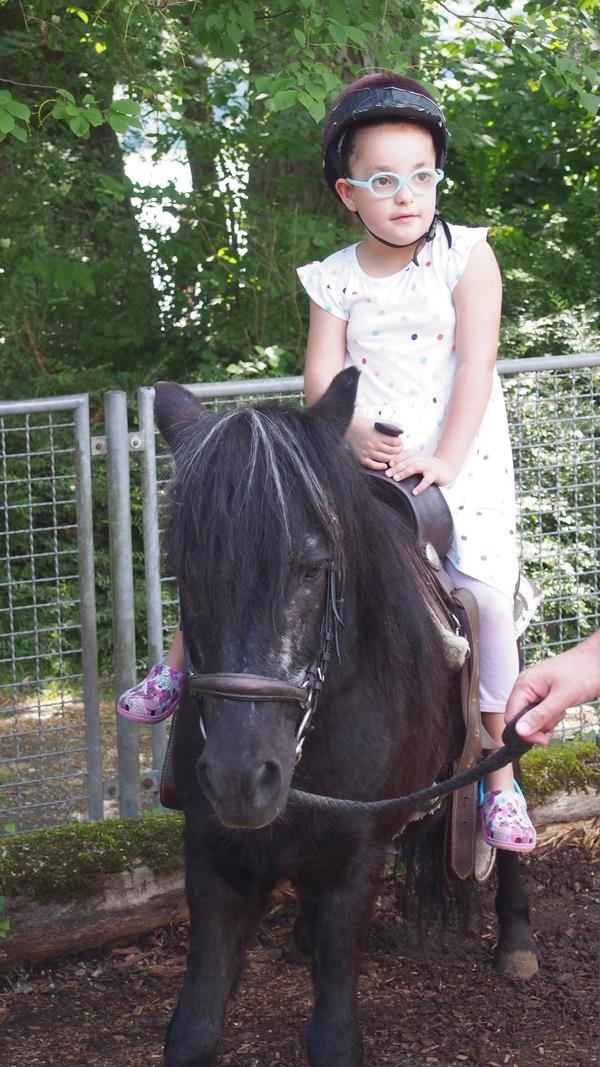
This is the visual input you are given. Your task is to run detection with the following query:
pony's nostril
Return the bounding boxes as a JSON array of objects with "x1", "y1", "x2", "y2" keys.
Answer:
[
  {"x1": 259, "y1": 760, "x2": 281, "y2": 795},
  {"x1": 245, "y1": 760, "x2": 282, "y2": 805}
]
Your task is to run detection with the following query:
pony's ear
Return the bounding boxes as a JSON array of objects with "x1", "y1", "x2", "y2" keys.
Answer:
[
  {"x1": 306, "y1": 367, "x2": 359, "y2": 438},
  {"x1": 154, "y1": 381, "x2": 207, "y2": 450}
]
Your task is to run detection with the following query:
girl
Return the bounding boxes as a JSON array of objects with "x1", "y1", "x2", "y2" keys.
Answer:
[
  {"x1": 297, "y1": 71, "x2": 537, "y2": 852},
  {"x1": 118, "y1": 71, "x2": 537, "y2": 852}
]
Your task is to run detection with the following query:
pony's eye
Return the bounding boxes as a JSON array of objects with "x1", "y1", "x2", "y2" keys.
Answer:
[{"x1": 303, "y1": 565, "x2": 322, "y2": 581}]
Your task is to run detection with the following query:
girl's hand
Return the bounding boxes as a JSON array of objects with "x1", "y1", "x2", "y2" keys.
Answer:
[
  {"x1": 386, "y1": 450, "x2": 456, "y2": 494},
  {"x1": 345, "y1": 414, "x2": 404, "y2": 470}
]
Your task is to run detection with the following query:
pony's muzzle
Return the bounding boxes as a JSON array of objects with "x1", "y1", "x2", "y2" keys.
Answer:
[{"x1": 196, "y1": 753, "x2": 284, "y2": 829}]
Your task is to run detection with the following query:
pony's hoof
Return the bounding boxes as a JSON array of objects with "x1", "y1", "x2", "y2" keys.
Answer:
[{"x1": 494, "y1": 948, "x2": 539, "y2": 980}]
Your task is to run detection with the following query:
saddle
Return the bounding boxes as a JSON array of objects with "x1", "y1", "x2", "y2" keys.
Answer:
[{"x1": 365, "y1": 471, "x2": 496, "y2": 885}]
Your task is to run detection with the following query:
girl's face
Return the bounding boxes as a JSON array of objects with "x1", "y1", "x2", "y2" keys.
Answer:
[{"x1": 335, "y1": 122, "x2": 438, "y2": 249}]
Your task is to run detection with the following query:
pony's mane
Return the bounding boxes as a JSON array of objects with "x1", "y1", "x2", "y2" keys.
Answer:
[{"x1": 167, "y1": 400, "x2": 448, "y2": 720}]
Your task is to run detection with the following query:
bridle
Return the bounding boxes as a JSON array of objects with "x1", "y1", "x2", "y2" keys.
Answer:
[
  {"x1": 182, "y1": 559, "x2": 343, "y2": 763},
  {"x1": 181, "y1": 559, "x2": 534, "y2": 814}
]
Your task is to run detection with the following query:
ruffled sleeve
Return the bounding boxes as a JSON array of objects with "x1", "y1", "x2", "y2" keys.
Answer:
[
  {"x1": 296, "y1": 258, "x2": 349, "y2": 320},
  {"x1": 444, "y1": 225, "x2": 488, "y2": 291}
]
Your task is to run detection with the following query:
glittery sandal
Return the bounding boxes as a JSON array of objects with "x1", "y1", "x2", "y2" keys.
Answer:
[
  {"x1": 479, "y1": 780, "x2": 536, "y2": 853},
  {"x1": 117, "y1": 661, "x2": 185, "y2": 724}
]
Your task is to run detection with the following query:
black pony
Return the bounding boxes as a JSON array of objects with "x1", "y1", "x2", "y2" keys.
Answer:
[{"x1": 156, "y1": 370, "x2": 537, "y2": 1067}]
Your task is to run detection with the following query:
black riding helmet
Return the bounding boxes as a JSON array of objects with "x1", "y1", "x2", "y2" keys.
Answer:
[{"x1": 322, "y1": 73, "x2": 451, "y2": 260}]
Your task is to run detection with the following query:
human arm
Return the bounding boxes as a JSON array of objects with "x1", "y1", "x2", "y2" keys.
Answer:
[
  {"x1": 303, "y1": 299, "x2": 403, "y2": 469},
  {"x1": 387, "y1": 239, "x2": 502, "y2": 494},
  {"x1": 504, "y1": 631, "x2": 600, "y2": 745}
]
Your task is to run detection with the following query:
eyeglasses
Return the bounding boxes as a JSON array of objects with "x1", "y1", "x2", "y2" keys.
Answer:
[{"x1": 345, "y1": 168, "x2": 444, "y2": 198}]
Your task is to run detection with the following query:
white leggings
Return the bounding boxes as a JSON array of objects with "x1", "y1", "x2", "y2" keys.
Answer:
[{"x1": 444, "y1": 559, "x2": 519, "y2": 714}]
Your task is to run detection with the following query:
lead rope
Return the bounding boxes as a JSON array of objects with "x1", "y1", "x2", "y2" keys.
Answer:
[{"x1": 287, "y1": 707, "x2": 534, "y2": 815}]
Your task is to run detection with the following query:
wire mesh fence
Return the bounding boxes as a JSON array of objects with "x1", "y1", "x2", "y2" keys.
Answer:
[
  {"x1": 0, "y1": 397, "x2": 101, "y2": 833},
  {"x1": 1, "y1": 357, "x2": 598, "y2": 834}
]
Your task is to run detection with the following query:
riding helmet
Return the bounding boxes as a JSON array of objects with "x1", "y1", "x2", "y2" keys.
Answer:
[{"x1": 322, "y1": 72, "x2": 449, "y2": 197}]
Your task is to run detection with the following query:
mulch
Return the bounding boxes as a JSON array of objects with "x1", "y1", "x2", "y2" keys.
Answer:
[{"x1": 0, "y1": 841, "x2": 596, "y2": 1067}]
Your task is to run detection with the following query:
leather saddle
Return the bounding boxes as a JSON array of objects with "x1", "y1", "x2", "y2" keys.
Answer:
[{"x1": 365, "y1": 472, "x2": 495, "y2": 884}]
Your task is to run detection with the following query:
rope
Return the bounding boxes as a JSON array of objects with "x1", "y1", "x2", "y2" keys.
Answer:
[{"x1": 287, "y1": 708, "x2": 534, "y2": 815}]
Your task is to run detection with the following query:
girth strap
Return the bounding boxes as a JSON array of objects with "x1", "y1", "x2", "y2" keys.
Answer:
[{"x1": 446, "y1": 587, "x2": 485, "y2": 881}]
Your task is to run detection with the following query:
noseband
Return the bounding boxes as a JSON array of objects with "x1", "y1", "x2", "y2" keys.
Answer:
[{"x1": 182, "y1": 560, "x2": 343, "y2": 762}]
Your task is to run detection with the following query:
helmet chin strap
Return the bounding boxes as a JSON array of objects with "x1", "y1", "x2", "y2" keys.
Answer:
[{"x1": 356, "y1": 210, "x2": 447, "y2": 265}]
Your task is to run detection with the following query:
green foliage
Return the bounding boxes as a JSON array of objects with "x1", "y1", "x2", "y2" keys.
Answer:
[
  {"x1": 0, "y1": 0, "x2": 598, "y2": 399},
  {"x1": 0, "y1": 812, "x2": 184, "y2": 901}
]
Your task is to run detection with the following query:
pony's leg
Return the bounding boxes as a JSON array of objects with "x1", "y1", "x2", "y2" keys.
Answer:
[
  {"x1": 164, "y1": 861, "x2": 269, "y2": 1067},
  {"x1": 493, "y1": 849, "x2": 539, "y2": 979},
  {"x1": 305, "y1": 868, "x2": 379, "y2": 1067}
]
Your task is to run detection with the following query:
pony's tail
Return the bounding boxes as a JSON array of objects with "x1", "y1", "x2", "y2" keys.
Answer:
[{"x1": 391, "y1": 804, "x2": 479, "y2": 948}]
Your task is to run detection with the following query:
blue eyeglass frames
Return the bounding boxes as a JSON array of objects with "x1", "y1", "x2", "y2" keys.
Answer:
[{"x1": 345, "y1": 167, "x2": 444, "y2": 198}]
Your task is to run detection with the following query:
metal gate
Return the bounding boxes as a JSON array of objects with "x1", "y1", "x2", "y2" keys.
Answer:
[
  {"x1": 0, "y1": 395, "x2": 102, "y2": 832},
  {"x1": 1, "y1": 354, "x2": 599, "y2": 833}
]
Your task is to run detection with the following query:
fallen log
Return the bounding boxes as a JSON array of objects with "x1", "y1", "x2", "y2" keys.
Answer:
[
  {"x1": 1, "y1": 791, "x2": 598, "y2": 972},
  {"x1": 0, "y1": 864, "x2": 186, "y2": 971}
]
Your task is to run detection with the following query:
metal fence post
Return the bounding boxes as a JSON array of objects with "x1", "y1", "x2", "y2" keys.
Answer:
[
  {"x1": 137, "y1": 385, "x2": 168, "y2": 776},
  {"x1": 104, "y1": 390, "x2": 140, "y2": 817},
  {"x1": 74, "y1": 397, "x2": 103, "y2": 820}
]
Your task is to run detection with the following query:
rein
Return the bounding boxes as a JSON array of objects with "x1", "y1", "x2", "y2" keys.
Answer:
[{"x1": 287, "y1": 709, "x2": 534, "y2": 815}]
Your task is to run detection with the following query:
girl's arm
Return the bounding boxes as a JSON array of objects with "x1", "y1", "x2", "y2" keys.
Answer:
[
  {"x1": 387, "y1": 239, "x2": 501, "y2": 493},
  {"x1": 303, "y1": 300, "x2": 348, "y2": 405},
  {"x1": 304, "y1": 299, "x2": 402, "y2": 470},
  {"x1": 435, "y1": 239, "x2": 501, "y2": 474}
]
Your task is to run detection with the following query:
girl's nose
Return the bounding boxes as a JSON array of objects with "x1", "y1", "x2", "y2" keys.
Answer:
[{"x1": 394, "y1": 181, "x2": 413, "y2": 204}]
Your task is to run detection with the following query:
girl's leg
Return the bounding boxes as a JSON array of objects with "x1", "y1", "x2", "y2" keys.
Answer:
[
  {"x1": 164, "y1": 628, "x2": 186, "y2": 671},
  {"x1": 444, "y1": 560, "x2": 535, "y2": 852},
  {"x1": 117, "y1": 629, "x2": 186, "y2": 724}
]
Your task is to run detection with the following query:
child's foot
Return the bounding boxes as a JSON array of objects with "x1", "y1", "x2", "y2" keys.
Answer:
[
  {"x1": 117, "y1": 662, "x2": 185, "y2": 723},
  {"x1": 479, "y1": 781, "x2": 536, "y2": 853}
]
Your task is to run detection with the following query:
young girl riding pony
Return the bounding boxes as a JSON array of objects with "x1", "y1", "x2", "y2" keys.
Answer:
[{"x1": 118, "y1": 72, "x2": 537, "y2": 853}]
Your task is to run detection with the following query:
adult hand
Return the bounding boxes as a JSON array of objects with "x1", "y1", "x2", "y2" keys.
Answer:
[
  {"x1": 385, "y1": 450, "x2": 456, "y2": 495},
  {"x1": 345, "y1": 415, "x2": 403, "y2": 471},
  {"x1": 505, "y1": 631, "x2": 600, "y2": 745}
]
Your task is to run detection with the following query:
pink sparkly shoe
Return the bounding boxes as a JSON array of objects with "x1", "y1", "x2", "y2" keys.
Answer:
[
  {"x1": 117, "y1": 661, "x2": 185, "y2": 724},
  {"x1": 479, "y1": 781, "x2": 536, "y2": 853}
]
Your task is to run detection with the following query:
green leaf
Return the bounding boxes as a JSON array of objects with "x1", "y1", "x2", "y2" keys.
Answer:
[
  {"x1": 307, "y1": 98, "x2": 326, "y2": 122},
  {"x1": 328, "y1": 22, "x2": 347, "y2": 46},
  {"x1": 110, "y1": 98, "x2": 140, "y2": 116},
  {"x1": 254, "y1": 75, "x2": 273, "y2": 94},
  {"x1": 68, "y1": 6, "x2": 90, "y2": 23},
  {"x1": 9, "y1": 123, "x2": 27, "y2": 142},
  {"x1": 226, "y1": 21, "x2": 242, "y2": 45},
  {"x1": 3, "y1": 96, "x2": 30, "y2": 121},
  {"x1": 51, "y1": 104, "x2": 68, "y2": 120},
  {"x1": 57, "y1": 89, "x2": 76, "y2": 104},
  {"x1": 294, "y1": 28, "x2": 306, "y2": 46},
  {"x1": 82, "y1": 93, "x2": 97, "y2": 104},
  {"x1": 0, "y1": 109, "x2": 15, "y2": 135},
  {"x1": 85, "y1": 107, "x2": 104, "y2": 127},
  {"x1": 346, "y1": 26, "x2": 367, "y2": 46},
  {"x1": 69, "y1": 114, "x2": 90, "y2": 137},
  {"x1": 270, "y1": 89, "x2": 297, "y2": 112},
  {"x1": 579, "y1": 91, "x2": 600, "y2": 114},
  {"x1": 108, "y1": 113, "x2": 130, "y2": 134}
]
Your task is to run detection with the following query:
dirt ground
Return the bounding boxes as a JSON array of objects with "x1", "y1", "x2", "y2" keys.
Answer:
[{"x1": 0, "y1": 839, "x2": 596, "y2": 1067}]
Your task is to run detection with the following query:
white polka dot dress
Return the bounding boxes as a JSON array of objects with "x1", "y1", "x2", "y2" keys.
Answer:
[{"x1": 297, "y1": 223, "x2": 519, "y2": 601}]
